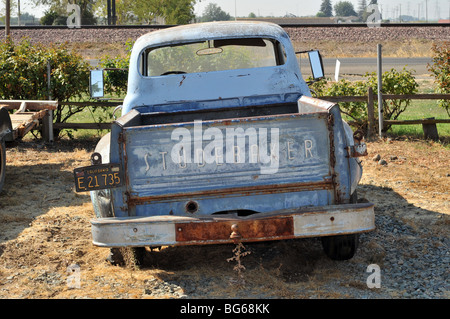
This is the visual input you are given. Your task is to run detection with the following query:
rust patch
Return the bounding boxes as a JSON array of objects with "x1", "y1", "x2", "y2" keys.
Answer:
[{"x1": 175, "y1": 217, "x2": 294, "y2": 243}]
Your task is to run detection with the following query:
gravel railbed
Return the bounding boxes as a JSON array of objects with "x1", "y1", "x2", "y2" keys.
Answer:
[{"x1": 7, "y1": 25, "x2": 450, "y2": 45}]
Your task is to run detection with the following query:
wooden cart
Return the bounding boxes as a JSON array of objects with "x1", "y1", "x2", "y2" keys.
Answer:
[{"x1": 0, "y1": 100, "x2": 57, "y2": 192}]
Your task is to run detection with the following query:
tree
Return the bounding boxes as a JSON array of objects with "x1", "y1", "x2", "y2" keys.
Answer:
[
  {"x1": 201, "y1": 3, "x2": 231, "y2": 22},
  {"x1": 129, "y1": 0, "x2": 160, "y2": 24},
  {"x1": 334, "y1": 1, "x2": 357, "y2": 17},
  {"x1": 32, "y1": 0, "x2": 96, "y2": 25},
  {"x1": 93, "y1": 0, "x2": 196, "y2": 25},
  {"x1": 92, "y1": 0, "x2": 140, "y2": 25},
  {"x1": 0, "y1": 0, "x2": 17, "y2": 18},
  {"x1": 40, "y1": 10, "x2": 59, "y2": 25},
  {"x1": 163, "y1": 0, "x2": 196, "y2": 24},
  {"x1": 428, "y1": 42, "x2": 450, "y2": 116},
  {"x1": 357, "y1": 0, "x2": 367, "y2": 21},
  {"x1": 317, "y1": 0, "x2": 333, "y2": 17}
]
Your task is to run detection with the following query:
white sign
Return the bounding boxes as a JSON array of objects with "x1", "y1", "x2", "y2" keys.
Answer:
[{"x1": 335, "y1": 59, "x2": 341, "y2": 82}]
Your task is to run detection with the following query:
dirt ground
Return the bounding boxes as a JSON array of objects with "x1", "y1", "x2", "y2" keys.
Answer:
[{"x1": 0, "y1": 136, "x2": 448, "y2": 300}]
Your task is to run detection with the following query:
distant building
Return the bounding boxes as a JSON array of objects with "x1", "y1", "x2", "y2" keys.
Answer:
[
  {"x1": 335, "y1": 16, "x2": 359, "y2": 23},
  {"x1": 438, "y1": 19, "x2": 450, "y2": 24}
]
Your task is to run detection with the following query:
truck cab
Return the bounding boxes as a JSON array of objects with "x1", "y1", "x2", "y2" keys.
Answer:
[{"x1": 75, "y1": 21, "x2": 374, "y2": 265}]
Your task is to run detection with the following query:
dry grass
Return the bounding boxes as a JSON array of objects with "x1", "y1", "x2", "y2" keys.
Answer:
[
  {"x1": 0, "y1": 137, "x2": 448, "y2": 298},
  {"x1": 360, "y1": 138, "x2": 450, "y2": 217},
  {"x1": 67, "y1": 42, "x2": 130, "y2": 60}
]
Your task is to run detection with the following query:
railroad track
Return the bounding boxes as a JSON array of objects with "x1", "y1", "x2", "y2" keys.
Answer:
[{"x1": 1, "y1": 22, "x2": 449, "y2": 30}]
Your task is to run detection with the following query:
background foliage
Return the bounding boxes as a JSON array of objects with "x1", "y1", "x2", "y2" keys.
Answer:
[
  {"x1": 428, "y1": 41, "x2": 450, "y2": 116},
  {"x1": 0, "y1": 37, "x2": 93, "y2": 138},
  {"x1": 99, "y1": 40, "x2": 133, "y2": 97},
  {"x1": 310, "y1": 68, "x2": 419, "y2": 132}
]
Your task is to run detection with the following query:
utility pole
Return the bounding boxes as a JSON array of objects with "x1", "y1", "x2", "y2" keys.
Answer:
[
  {"x1": 5, "y1": 0, "x2": 10, "y2": 38},
  {"x1": 426, "y1": 0, "x2": 428, "y2": 22},
  {"x1": 112, "y1": 0, "x2": 116, "y2": 25},
  {"x1": 107, "y1": 0, "x2": 116, "y2": 25},
  {"x1": 18, "y1": 0, "x2": 21, "y2": 26},
  {"x1": 377, "y1": 44, "x2": 383, "y2": 138}
]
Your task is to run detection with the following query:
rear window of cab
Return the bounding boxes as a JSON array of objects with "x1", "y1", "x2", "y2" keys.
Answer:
[{"x1": 140, "y1": 38, "x2": 287, "y2": 77}]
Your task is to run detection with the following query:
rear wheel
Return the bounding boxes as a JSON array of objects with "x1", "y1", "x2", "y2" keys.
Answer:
[
  {"x1": 321, "y1": 233, "x2": 359, "y2": 260},
  {"x1": 107, "y1": 247, "x2": 146, "y2": 268},
  {"x1": 0, "y1": 139, "x2": 6, "y2": 193},
  {"x1": 321, "y1": 191, "x2": 359, "y2": 260}
]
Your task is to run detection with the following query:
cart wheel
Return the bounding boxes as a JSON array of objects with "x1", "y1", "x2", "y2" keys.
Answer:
[{"x1": 0, "y1": 139, "x2": 6, "y2": 193}]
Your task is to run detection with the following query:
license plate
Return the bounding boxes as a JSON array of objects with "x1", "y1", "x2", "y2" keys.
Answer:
[{"x1": 74, "y1": 164, "x2": 123, "y2": 192}]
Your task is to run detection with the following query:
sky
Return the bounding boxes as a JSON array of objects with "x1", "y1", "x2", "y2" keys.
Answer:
[
  {"x1": 193, "y1": 0, "x2": 450, "y2": 21},
  {"x1": 3, "y1": 0, "x2": 450, "y2": 21}
]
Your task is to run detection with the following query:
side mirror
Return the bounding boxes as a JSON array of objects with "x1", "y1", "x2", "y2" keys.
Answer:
[
  {"x1": 308, "y1": 50, "x2": 324, "y2": 80},
  {"x1": 90, "y1": 69, "x2": 104, "y2": 98}
]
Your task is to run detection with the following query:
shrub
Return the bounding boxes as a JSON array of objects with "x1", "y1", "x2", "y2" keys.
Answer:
[
  {"x1": 366, "y1": 68, "x2": 419, "y2": 131},
  {"x1": 40, "y1": 10, "x2": 60, "y2": 26},
  {"x1": 99, "y1": 40, "x2": 133, "y2": 97},
  {"x1": 310, "y1": 67, "x2": 419, "y2": 133},
  {"x1": 0, "y1": 37, "x2": 92, "y2": 138},
  {"x1": 428, "y1": 42, "x2": 450, "y2": 116},
  {"x1": 313, "y1": 78, "x2": 368, "y2": 123}
]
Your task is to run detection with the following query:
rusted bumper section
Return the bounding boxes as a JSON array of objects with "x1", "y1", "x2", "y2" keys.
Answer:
[{"x1": 91, "y1": 203, "x2": 375, "y2": 247}]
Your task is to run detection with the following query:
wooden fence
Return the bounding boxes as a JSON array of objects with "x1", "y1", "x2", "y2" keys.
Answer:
[
  {"x1": 321, "y1": 88, "x2": 450, "y2": 140},
  {"x1": 54, "y1": 91, "x2": 450, "y2": 140}
]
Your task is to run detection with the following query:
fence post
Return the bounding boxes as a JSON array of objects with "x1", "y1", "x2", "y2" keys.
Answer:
[
  {"x1": 5, "y1": 0, "x2": 10, "y2": 38},
  {"x1": 422, "y1": 117, "x2": 439, "y2": 141},
  {"x1": 377, "y1": 44, "x2": 384, "y2": 138},
  {"x1": 367, "y1": 87, "x2": 375, "y2": 140},
  {"x1": 43, "y1": 60, "x2": 54, "y2": 143}
]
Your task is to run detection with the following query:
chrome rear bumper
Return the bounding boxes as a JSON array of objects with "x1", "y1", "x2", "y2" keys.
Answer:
[{"x1": 91, "y1": 202, "x2": 375, "y2": 247}]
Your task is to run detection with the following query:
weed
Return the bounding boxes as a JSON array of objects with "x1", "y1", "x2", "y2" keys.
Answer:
[{"x1": 227, "y1": 241, "x2": 251, "y2": 287}]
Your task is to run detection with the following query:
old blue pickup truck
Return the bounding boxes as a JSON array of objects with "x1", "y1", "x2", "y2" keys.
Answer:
[{"x1": 74, "y1": 21, "x2": 374, "y2": 265}]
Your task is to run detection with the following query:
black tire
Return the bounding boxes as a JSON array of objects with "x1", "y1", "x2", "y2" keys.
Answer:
[
  {"x1": 321, "y1": 233, "x2": 359, "y2": 260},
  {"x1": 107, "y1": 247, "x2": 146, "y2": 268},
  {"x1": 0, "y1": 139, "x2": 6, "y2": 193},
  {"x1": 321, "y1": 191, "x2": 359, "y2": 260}
]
